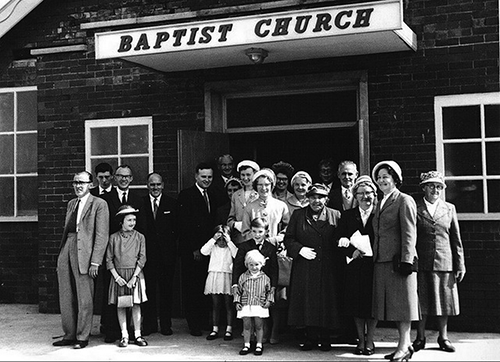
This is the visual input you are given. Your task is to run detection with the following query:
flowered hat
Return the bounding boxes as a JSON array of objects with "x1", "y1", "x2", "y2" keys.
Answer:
[{"x1": 419, "y1": 171, "x2": 446, "y2": 188}]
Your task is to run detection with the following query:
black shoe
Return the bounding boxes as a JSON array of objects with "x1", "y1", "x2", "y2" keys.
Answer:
[
  {"x1": 239, "y1": 346, "x2": 251, "y2": 355},
  {"x1": 73, "y1": 340, "x2": 88, "y2": 349},
  {"x1": 206, "y1": 331, "x2": 219, "y2": 340},
  {"x1": 354, "y1": 346, "x2": 364, "y2": 355},
  {"x1": 363, "y1": 345, "x2": 375, "y2": 355},
  {"x1": 190, "y1": 329, "x2": 202, "y2": 337},
  {"x1": 52, "y1": 339, "x2": 75, "y2": 347},
  {"x1": 437, "y1": 336, "x2": 455, "y2": 352},
  {"x1": 319, "y1": 342, "x2": 332, "y2": 351},
  {"x1": 161, "y1": 328, "x2": 173, "y2": 336},
  {"x1": 254, "y1": 346, "x2": 263, "y2": 356},
  {"x1": 412, "y1": 337, "x2": 426, "y2": 352},
  {"x1": 223, "y1": 331, "x2": 233, "y2": 341},
  {"x1": 134, "y1": 336, "x2": 148, "y2": 347},
  {"x1": 300, "y1": 340, "x2": 315, "y2": 351},
  {"x1": 384, "y1": 351, "x2": 395, "y2": 360}
]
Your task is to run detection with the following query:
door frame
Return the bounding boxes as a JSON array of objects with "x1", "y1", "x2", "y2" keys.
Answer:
[{"x1": 204, "y1": 70, "x2": 370, "y2": 174}]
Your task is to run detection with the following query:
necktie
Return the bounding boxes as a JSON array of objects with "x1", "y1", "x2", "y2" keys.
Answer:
[
  {"x1": 203, "y1": 190, "x2": 210, "y2": 213},
  {"x1": 68, "y1": 199, "x2": 80, "y2": 232},
  {"x1": 344, "y1": 189, "x2": 351, "y2": 200},
  {"x1": 153, "y1": 197, "x2": 158, "y2": 219},
  {"x1": 121, "y1": 192, "x2": 127, "y2": 205}
]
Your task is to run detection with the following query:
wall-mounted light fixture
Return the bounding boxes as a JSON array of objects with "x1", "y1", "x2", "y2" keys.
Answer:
[{"x1": 244, "y1": 47, "x2": 268, "y2": 64}]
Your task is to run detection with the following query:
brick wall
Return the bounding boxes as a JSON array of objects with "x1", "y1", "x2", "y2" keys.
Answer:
[{"x1": 0, "y1": 0, "x2": 498, "y2": 331}]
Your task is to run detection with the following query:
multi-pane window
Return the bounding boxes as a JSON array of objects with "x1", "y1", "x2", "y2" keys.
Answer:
[
  {"x1": 85, "y1": 117, "x2": 153, "y2": 187},
  {"x1": 435, "y1": 92, "x2": 500, "y2": 220},
  {"x1": 0, "y1": 87, "x2": 37, "y2": 220}
]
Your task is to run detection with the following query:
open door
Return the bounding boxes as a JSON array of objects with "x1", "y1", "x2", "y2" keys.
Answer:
[{"x1": 177, "y1": 129, "x2": 229, "y2": 192}]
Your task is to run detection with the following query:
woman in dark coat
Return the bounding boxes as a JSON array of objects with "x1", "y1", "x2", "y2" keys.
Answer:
[
  {"x1": 284, "y1": 183, "x2": 342, "y2": 352},
  {"x1": 336, "y1": 175, "x2": 377, "y2": 356},
  {"x1": 412, "y1": 171, "x2": 466, "y2": 354}
]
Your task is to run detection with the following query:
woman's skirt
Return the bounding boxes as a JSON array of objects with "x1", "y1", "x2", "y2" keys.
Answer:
[
  {"x1": 372, "y1": 262, "x2": 420, "y2": 321},
  {"x1": 204, "y1": 271, "x2": 232, "y2": 295},
  {"x1": 108, "y1": 268, "x2": 148, "y2": 305},
  {"x1": 237, "y1": 305, "x2": 269, "y2": 319},
  {"x1": 418, "y1": 270, "x2": 460, "y2": 316}
]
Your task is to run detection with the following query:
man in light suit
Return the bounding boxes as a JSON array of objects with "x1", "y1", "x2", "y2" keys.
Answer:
[
  {"x1": 178, "y1": 162, "x2": 219, "y2": 336},
  {"x1": 140, "y1": 172, "x2": 178, "y2": 336},
  {"x1": 53, "y1": 171, "x2": 109, "y2": 349}
]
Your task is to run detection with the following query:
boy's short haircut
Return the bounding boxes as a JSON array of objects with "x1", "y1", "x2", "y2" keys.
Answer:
[
  {"x1": 250, "y1": 217, "x2": 269, "y2": 230},
  {"x1": 244, "y1": 249, "x2": 266, "y2": 267}
]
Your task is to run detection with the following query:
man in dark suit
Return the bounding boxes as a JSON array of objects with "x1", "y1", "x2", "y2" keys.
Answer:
[
  {"x1": 177, "y1": 162, "x2": 219, "y2": 336},
  {"x1": 327, "y1": 160, "x2": 360, "y2": 345},
  {"x1": 327, "y1": 160, "x2": 359, "y2": 212},
  {"x1": 140, "y1": 172, "x2": 178, "y2": 336},
  {"x1": 100, "y1": 164, "x2": 143, "y2": 343},
  {"x1": 52, "y1": 171, "x2": 109, "y2": 349},
  {"x1": 90, "y1": 162, "x2": 114, "y2": 196},
  {"x1": 210, "y1": 154, "x2": 236, "y2": 204}
]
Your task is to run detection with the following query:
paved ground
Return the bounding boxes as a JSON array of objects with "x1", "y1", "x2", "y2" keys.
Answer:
[{"x1": 1, "y1": 304, "x2": 499, "y2": 361}]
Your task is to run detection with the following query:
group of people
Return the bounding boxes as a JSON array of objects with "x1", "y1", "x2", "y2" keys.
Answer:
[{"x1": 52, "y1": 155, "x2": 466, "y2": 361}]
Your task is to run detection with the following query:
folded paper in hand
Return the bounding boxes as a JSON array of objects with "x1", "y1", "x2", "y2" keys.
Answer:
[{"x1": 350, "y1": 230, "x2": 373, "y2": 257}]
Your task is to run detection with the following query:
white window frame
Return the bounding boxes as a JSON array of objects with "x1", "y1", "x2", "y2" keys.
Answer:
[
  {"x1": 435, "y1": 92, "x2": 500, "y2": 221},
  {"x1": 85, "y1": 116, "x2": 153, "y2": 189},
  {"x1": 0, "y1": 86, "x2": 38, "y2": 222}
]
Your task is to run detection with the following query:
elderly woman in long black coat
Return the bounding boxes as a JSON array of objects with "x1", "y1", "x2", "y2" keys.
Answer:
[{"x1": 284, "y1": 183, "x2": 342, "y2": 352}]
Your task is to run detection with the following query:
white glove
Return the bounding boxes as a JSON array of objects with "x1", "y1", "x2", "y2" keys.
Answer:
[{"x1": 299, "y1": 247, "x2": 316, "y2": 260}]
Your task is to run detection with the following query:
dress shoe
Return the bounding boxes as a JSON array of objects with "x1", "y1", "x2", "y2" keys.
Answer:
[
  {"x1": 384, "y1": 351, "x2": 396, "y2": 360},
  {"x1": 354, "y1": 346, "x2": 364, "y2": 355},
  {"x1": 73, "y1": 340, "x2": 89, "y2": 349},
  {"x1": 437, "y1": 336, "x2": 455, "y2": 352},
  {"x1": 254, "y1": 346, "x2": 263, "y2": 356},
  {"x1": 52, "y1": 339, "x2": 75, "y2": 347},
  {"x1": 190, "y1": 329, "x2": 202, "y2": 337},
  {"x1": 223, "y1": 331, "x2": 233, "y2": 341},
  {"x1": 319, "y1": 342, "x2": 332, "y2": 351},
  {"x1": 391, "y1": 346, "x2": 414, "y2": 361},
  {"x1": 300, "y1": 340, "x2": 315, "y2": 351},
  {"x1": 118, "y1": 337, "x2": 128, "y2": 347},
  {"x1": 364, "y1": 344, "x2": 376, "y2": 355},
  {"x1": 134, "y1": 336, "x2": 148, "y2": 346},
  {"x1": 161, "y1": 328, "x2": 173, "y2": 336},
  {"x1": 412, "y1": 337, "x2": 426, "y2": 352},
  {"x1": 206, "y1": 331, "x2": 219, "y2": 340},
  {"x1": 239, "y1": 346, "x2": 251, "y2": 355}
]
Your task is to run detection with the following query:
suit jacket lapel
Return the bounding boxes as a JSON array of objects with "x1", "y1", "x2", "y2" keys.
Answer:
[
  {"x1": 380, "y1": 189, "x2": 399, "y2": 214},
  {"x1": 433, "y1": 199, "x2": 449, "y2": 221},
  {"x1": 79, "y1": 195, "x2": 93, "y2": 223}
]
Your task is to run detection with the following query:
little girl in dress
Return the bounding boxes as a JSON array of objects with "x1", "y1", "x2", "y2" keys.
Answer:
[
  {"x1": 106, "y1": 205, "x2": 148, "y2": 348},
  {"x1": 234, "y1": 249, "x2": 274, "y2": 356},
  {"x1": 201, "y1": 224, "x2": 238, "y2": 341}
]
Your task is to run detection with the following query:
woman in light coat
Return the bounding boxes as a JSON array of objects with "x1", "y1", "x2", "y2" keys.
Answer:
[
  {"x1": 412, "y1": 171, "x2": 465, "y2": 354},
  {"x1": 371, "y1": 161, "x2": 419, "y2": 361},
  {"x1": 227, "y1": 160, "x2": 260, "y2": 245}
]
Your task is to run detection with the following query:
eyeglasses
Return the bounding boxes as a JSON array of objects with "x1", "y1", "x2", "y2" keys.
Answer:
[
  {"x1": 425, "y1": 184, "x2": 444, "y2": 190},
  {"x1": 72, "y1": 181, "x2": 92, "y2": 186},
  {"x1": 115, "y1": 174, "x2": 132, "y2": 179},
  {"x1": 356, "y1": 191, "x2": 374, "y2": 197}
]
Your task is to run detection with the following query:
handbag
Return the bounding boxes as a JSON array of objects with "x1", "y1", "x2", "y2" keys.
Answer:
[
  {"x1": 117, "y1": 286, "x2": 134, "y2": 308},
  {"x1": 277, "y1": 254, "x2": 293, "y2": 287},
  {"x1": 392, "y1": 254, "x2": 418, "y2": 274}
]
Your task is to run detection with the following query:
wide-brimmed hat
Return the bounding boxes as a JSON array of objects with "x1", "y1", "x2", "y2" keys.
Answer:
[
  {"x1": 420, "y1": 171, "x2": 446, "y2": 188},
  {"x1": 353, "y1": 175, "x2": 377, "y2": 193},
  {"x1": 116, "y1": 204, "x2": 139, "y2": 217},
  {"x1": 372, "y1": 160, "x2": 403, "y2": 183},
  {"x1": 305, "y1": 183, "x2": 330, "y2": 197},
  {"x1": 237, "y1": 160, "x2": 260, "y2": 173}
]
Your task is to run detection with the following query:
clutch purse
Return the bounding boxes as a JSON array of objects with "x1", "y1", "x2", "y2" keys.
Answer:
[
  {"x1": 392, "y1": 254, "x2": 418, "y2": 273},
  {"x1": 117, "y1": 294, "x2": 134, "y2": 308}
]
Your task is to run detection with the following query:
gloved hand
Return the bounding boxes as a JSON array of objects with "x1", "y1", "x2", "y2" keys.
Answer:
[{"x1": 398, "y1": 262, "x2": 414, "y2": 276}]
